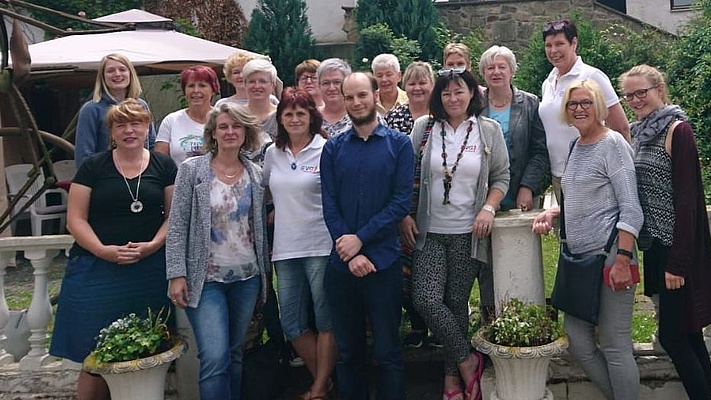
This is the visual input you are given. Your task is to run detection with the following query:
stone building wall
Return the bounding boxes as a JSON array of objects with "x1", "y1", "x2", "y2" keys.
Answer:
[{"x1": 435, "y1": 0, "x2": 658, "y2": 54}]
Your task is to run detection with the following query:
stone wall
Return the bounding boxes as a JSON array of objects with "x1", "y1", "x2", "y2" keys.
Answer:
[{"x1": 435, "y1": 0, "x2": 662, "y2": 54}]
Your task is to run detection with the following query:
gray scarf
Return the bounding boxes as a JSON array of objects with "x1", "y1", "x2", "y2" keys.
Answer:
[{"x1": 630, "y1": 105, "x2": 687, "y2": 152}]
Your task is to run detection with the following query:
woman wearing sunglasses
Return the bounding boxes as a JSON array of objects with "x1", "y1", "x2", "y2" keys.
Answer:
[
  {"x1": 533, "y1": 79, "x2": 643, "y2": 400},
  {"x1": 538, "y1": 19, "x2": 630, "y2": 203},
  {"x1": 405, "y1": 68, "x2": 509, "y2": 400},
  {"x1": 620, "y1": 65, "x2": 711, "y2": 400}
]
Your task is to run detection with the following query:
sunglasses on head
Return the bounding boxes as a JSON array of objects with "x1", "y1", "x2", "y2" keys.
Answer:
[
  {"x1": 437, "y1": 67, "x2": 466, "y2": 78},
  {"x1": 543, "y1": 19, "x2": 570, "y2": 33}
]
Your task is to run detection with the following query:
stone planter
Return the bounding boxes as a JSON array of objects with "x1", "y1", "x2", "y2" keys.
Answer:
[
  {"x1": 83, "y1": 337, "x2": 186, "y2": 400},
  {"x1": 472, "y1": 330, "x2": 568, "y2": 400}
]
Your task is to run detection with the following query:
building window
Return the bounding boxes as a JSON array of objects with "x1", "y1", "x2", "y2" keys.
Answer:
[{"x1": 671, "y1": 0, "x2": 696, "y2": 9}]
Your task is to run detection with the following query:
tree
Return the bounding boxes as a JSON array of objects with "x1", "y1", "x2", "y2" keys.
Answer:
[
  {"x1": 355, "y1": 0, "x2": 443, "y2": 63},
  {"x1": 243, "y1": 0, "x2": 319, "y2": 86}
]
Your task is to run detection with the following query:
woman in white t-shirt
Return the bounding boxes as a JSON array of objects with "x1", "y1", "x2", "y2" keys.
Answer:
[
  {"x1": 262, "y1": 88, "x2": 334, "y2": 400},
  {"x1": 538, "y1": 19, "x2": 629, "y2": 202},
  {"x1": 155, "y1": 66, "x2": 219, "y2": 165}
]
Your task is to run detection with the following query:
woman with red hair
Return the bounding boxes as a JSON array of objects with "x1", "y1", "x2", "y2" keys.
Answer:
[
  {"x1": 156, "y1": 65, "x2": 220, "y2": 165},
  {"x1": 263, "y1": 87, "x2": 335, "y2": 399}
]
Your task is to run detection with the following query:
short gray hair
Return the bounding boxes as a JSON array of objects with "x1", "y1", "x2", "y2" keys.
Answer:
[
  {"x1": 316, "y1": 58, "x2": 351, "y2": 82},
  {"x1": 371, "y1": 53, "x2": 400, "y2": 73},
  {"x1": 479, "y1": 45, "x2": 518, "y2": 77},
  {"x1": 242, "y1": 59, "x2": 278, "y2": 83}
]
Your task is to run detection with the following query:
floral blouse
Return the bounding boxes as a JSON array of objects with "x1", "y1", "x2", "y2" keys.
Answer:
[{"x1": 207, "y1": 170, "x2": 259, "y2": 282}]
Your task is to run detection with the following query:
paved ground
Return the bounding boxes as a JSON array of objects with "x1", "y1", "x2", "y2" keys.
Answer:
[{"x1": 265, "y1": 344, "x2": 448, "y2": 400}]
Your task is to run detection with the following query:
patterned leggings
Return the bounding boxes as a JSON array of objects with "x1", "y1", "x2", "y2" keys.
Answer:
[{"x1": 413, "y1": 233, "x2": 484, "y2": 375}]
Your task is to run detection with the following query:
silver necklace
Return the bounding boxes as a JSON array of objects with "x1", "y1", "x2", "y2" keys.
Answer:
[{"x1": 116, "y1": 152, "x2": 146, "y2": 213}]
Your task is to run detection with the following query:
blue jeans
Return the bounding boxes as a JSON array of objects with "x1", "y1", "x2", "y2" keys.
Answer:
[
  {"x1": 325, "y1": 266, "x2": 405, "y2": 400},
  {"x1": 185, "y1": 277, "x2": 260, "y2": 400},
  {"x1": 275, "y1": 256, "x2": 332, "y2": 340}
]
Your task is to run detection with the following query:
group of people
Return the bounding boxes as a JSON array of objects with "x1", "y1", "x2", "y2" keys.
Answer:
[{"x1": 45, "y1": 17, "x2": 711, "y2": 400}]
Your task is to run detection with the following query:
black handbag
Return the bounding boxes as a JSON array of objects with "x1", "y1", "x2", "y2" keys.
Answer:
[{"x1": 550, "y1": 138, "x2": 618, "y2": 325}]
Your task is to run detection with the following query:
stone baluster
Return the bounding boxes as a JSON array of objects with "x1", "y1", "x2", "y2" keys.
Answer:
[
  {"x1": 19, "y1": 248, "x2": 54, "y2": 370},
  {"x1": 490, "y1": 210, "x2": 546, "y2": 315},
  {"x1": 0, "y1": 251, "x2": 15, "y2": 366}
]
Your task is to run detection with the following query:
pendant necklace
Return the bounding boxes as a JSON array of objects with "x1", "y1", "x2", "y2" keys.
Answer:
[
  {"x1": 116, "y1": 152, "x2": 146, "y2": 213},
  {"x1": 223, "y1": 169, "x2": 239, "y2": 179},
  {"x1": 441, "y1": 120, "x2": 473, "y2": 205}
]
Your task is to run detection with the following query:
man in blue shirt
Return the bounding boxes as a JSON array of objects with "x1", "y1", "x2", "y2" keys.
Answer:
[{"x1": 320, "y1": 72, "x2": 414, "y2": 400}]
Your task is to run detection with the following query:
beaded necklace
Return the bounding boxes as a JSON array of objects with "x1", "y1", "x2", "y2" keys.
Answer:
[{"x1": 441, "y1": 120, "x2": 473, "y2": 205}]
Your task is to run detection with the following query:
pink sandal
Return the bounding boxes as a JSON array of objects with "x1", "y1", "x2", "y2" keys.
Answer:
[
  {"x1": 443, "y1": 388, "x2": 464, "y2": 400},
  {"x1": 464, "y1": 352, "x2": 485, "y2": 400}
]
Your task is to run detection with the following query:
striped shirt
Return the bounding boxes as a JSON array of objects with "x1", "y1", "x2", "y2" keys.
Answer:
[{"x1": 562, "y1": 131, "x2": 644, "y2": 254}]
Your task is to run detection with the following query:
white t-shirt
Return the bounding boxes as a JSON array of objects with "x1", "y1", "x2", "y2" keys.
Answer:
[
  {"x1": 539, "y1": 56, "x2": 620, "y2": 177},
  {"x1": 156, "y1": 109, "x2": 204, "y2": 165},
  {"x1": 263, "y1": 135, "x2": 332, "y2": 261},
  {"x1": 429, "y1": 117, "x2": 482, "y2": 234}
]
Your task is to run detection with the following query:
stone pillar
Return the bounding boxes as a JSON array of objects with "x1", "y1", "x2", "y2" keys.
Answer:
[
  {"x1": 174, "y1": 308, "x2": 199, "y2": 400},
  {"x1": 0, "y1": 251, "x2": 15, "y2": 366},
  {"x1": 19, "y1": 248, "x2": 54, "y2": 370},
  {"x1": 490, "y1": 210, "x2": 545, "y2": 315}
]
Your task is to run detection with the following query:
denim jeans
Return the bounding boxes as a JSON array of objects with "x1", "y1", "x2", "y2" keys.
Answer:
[
  {"x1": 275, "y1": 256, "x2": 331, "y2": 340},
  {"x1": 325, "y1": 266, "x2": 405, "y2": 400},
  {"x1": 185, "y1": 277, "x2": 260, "y2": 400}
]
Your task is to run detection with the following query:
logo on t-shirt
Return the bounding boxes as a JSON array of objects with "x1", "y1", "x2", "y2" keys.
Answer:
[
  {"x1": 300, "y1": 165, "x2": 320, "y2": 174},
  {"x1": 464, "y1": 144, "x2": 478, "y2": 153}
]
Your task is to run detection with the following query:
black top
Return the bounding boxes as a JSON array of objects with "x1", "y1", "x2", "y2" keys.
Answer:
[{"x1": 72, "y1": 150, "x2": 177, "y2": 255}]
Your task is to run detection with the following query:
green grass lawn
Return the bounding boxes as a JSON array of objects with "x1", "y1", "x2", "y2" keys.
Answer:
[{"x1": 468, "y1": 233, "x2": 657, "y2": 343}]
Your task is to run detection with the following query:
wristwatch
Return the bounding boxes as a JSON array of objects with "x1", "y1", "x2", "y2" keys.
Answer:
[
  {"x1": 482, "y1": 204, "x2": 496, "y2": 216},
  {"x1": 616, "y1": 248, "x2": 634, "y2": 259}
]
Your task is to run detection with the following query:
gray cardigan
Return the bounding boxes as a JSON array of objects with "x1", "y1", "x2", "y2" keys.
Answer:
[
  {"x1": 165, "y1": 153, "x2": 269, "y2": 308},
  {"x1": 410, "y1": 115, "x2": 510, "y2": 263},
  {"x1": 482, "y1": 87, "x2": 549, "y2": 203}
]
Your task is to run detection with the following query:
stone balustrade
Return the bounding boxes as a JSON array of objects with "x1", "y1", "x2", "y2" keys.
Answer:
[{"x1": 0, "y1": 235, "x2": 74, "y2": 372}]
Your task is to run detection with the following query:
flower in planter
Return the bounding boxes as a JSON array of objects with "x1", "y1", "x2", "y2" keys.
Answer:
[
  {"x1": 483, "y1": 299, "x2": 563, "y2": 347},
  {"x1": 93, "y1": 307, "x2": 171, "y2": 364}
]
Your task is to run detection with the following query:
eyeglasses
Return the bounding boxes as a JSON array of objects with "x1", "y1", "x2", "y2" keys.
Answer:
[
  {"x1": 320, "y1": 80, "x2": 343, "y2": 88},
  {"x1": 437, "y1": 67, "x2": 466, "y2": 78},
  {"x1": 565, "y1": 100, "x2": 594, "y2": 110},
  {"x1": 543, "y1": 19, "x2": 570, "y2": 33},
  {"x1": 621, "y1": 86, "x2": 657, "y2": 102},
  {"x1": 299, "y1": 75, "x2": 317, "y2": 83}
]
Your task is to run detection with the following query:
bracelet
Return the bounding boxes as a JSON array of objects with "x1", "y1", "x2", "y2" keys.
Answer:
[
  {"x1": 482, "y1": 204, "x2": 496, "y2": 216},
  {"x1": 616, "y1": 248, "x2": 634, "y2": 259}
]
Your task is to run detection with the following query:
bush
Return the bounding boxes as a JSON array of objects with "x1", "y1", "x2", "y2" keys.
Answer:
[
  {"x1": 355, "y1": 0, "x2": 443, "y2": 62},
  {"x1": 665, "y1": 0, "x2": 711, "y2": 201},
  {"x1": 355, "y1": 24, "x2": 420, "y2": 70}
]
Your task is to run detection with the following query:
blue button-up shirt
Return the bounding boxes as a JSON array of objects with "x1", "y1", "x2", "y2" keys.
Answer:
[{"x1": 320, "y1": 123, "x2": 414, "y2": 272}]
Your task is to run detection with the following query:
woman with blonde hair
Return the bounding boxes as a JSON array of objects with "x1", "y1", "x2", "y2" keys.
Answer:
[
  {"x1": 533, "y1": 79, "x2": 643, "y2": 399},
  {"x1": 217, "y1": 52, "x2": 279, "y2": 107},
  {"x1": 75, "y1": 53, "x2": 156, "y2": 167},
  {"x1": 51, "y1": 99, "x2": 176, "y2": 400},
  {"x1": 167, "y1": 102, "x2": 269, "y2": 399},
  {"x1": 620, "y1": 64, "x2": 711, "y2": 399}
]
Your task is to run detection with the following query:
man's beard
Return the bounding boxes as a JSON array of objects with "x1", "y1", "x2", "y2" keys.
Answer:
[{"x1": 350, "y1": 107, "x2": 377, "y2": 127}]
